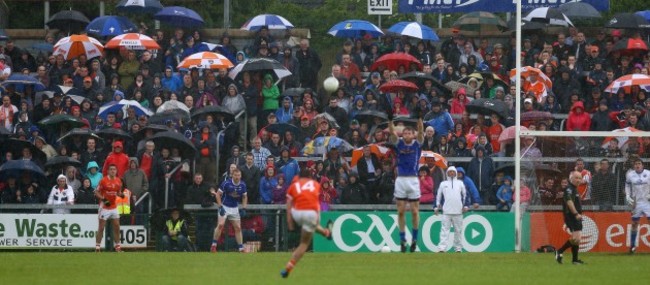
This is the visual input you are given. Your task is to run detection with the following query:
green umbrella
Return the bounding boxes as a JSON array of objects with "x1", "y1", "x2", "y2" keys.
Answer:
[
  {"x1": 452, "y1": 11, "x2": 508, "y2": 36},
  {"x1": 37, "y1": 114, "x2": 87, "y2": 129}
]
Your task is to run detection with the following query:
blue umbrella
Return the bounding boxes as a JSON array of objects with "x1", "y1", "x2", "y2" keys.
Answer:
[
  {"x1": 86, "y1": 16, "x2": 137, "y2": 37},
  {"x1": 116, "y1": 0, "x2": 163, "y2": 14},
  {"x1": 388, "y1": 22, "x2": 439, "y2": 41},
  {"x1": 31, "y1": 42, "x2": 54, "y2": 52},
  {"x1": 636, "y1": 10, "x2": 650, "y2": 22},
  {"x1": 98, "y1": 99, "x2": 153, "y2": 120},
  {"x1": 302, "y1": 136, "x2": 353, "y2": 156},
  {"x1": 0, "y1": 29, "x2": 8, "y2": 41},
  {"x1": 154, "y1": 6, "x2": 204, "y2": 28},
  {"x1": 1, "y1": 74, "x2": 46, "y2": 91},
  {"x1": 241, "y1": 14, "x2": 294, "y2": 31},
  {"x1": 328, "y1": 19, "x2": 384, "y2": 39}
]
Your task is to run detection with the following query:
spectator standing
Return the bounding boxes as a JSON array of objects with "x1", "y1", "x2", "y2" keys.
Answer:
[
  {"x1": 592, "y1": 159, "x2": 617, "y2": 210},
  {"x1": 103, "y1": 141, "x2": 129, "y2": 178},
  {"x1": 566, "y1": 101, "x2": 591, "y2": 131},
  {"x1": 47, "y1": 174, "x2": 75, "y2": 214},
  {"x1": 259, "y1": 166, "x2": 278, "y2": 204},
  {"x1": 496, "y1": 176, "x2": 513, "y2": 211},
  {"x1": 467, "y1": 146, "x2": 494, "y2": 204},
  {"x1": 435, "y1": 166, "x2": 467, "y2": 252},
  {"x1": 296, "y1": 39, "x2": 322, "y2": 90},
  {"x1": 340, "y1": 172, "x2": 368, "y2": 204}
]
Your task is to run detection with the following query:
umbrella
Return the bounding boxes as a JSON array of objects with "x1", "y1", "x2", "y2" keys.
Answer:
[
  {"x1": 509, "y1": 66, "x2": 553, "y2": 89},
  {"x1": 154, "y1": 6, "x2": 205, "y2": 28},
  {"x1": 379, "y1": 79, "x2": 419, "y2": 93},
  {"x1": 228, "y1": 58, "x2": 292, "y2": 83},
  {"x1": 604, "y1": 74, "x2": 650, "y2": 94},
  {"x1": 57, "y1": 128, "x2": 102, "y2": 143},
  {"x1": 98, "y1": 99, "x2": 153, "y2": 120},
  {"x1": 178, "y1": 51, "x2": 234, "y2": 70},
  {"x1": 418, "y1": 151, "x2": 448, "y2": 170},
  {"x1": 302, "y1": 136, "x2": 353, "y2": 156},
  {"x1": 612, "y1": 38, "x2": 649, "y2": 54},
  {"x1": 85, "y1": 16, "x2": 137, "y2": 37},
  {"x1": 157, "y1": 100, "x2": 190, "y2": 114},
  {"x1": 53, "y1": 34, "x2": 103, "y2": 60},
  {"x1": 350, "y1": 144, "x2": 392, "y2": 167},
  {"x1": 465, "y1": 98, "x2": 509, "y2": 118},
  {"x1": 65, "y1": 95, "x2": 86, "y2": 105},
  {"x1": 0, "y1": 74, "x2": 46, "y2": 91},
  {"x1": 116, "y1": 0, "x2": 164, "y2": 14},
  {"x1": 105, "y1": 33, "x2": 161, "y2": 50},
  {"x1": 0, "y1": 160, "x2": 45, "y2": 181},
  {"x1": 44, "y1": 156, "x2": 82, "y2": 169},
  {"x1": 559, "y1": 2, "x2": 601, "y2": 19},
  {"x1": 399, "y1": 71, "x2": 451, "y2": 95},
  {"x1": 354, "y1": 109, "x2": 388, "y2": 125},
  {"x1": 241, "y1": 14, "x2": 294, "y2": 31},
  {"x1": 498, "y1": 126, "x2": 529, "y2": 143},
  {"x1": 523, "y1": 7, "x2": 574, "y2": 27},
  {"x1": 328, "y1": 20, "x2": 384, "y2": 39},
  {"x1": 148, "y1": 110, "x2": 192, "y2": 125},
  {"x1": 387, "y1": 22, "x2": 439, "y2": 41},
  {"x1": 467, "y1": 72, "x2": 508, "y2": 88},
  {"x1": 190, "y1": 105, "x2": 235, "y2": 122},
  {"x1": 601, "y1": 127, "x2": 643, "y2": 151},
  {"x1": 53, "y1": 85, "x2": 83, "y2": 96},
  {"x1": 37, "y1": 114, "x2": 87, "y2": 129},
  {"x1": 370, "y1": 52, "x2": 423, "y2": 72},
  {"x1": 452, "y1": 11, "x2": 508, "y2": 35},
  {"x1": 283, "y1": 87, "x2": 305, "y2": 97},
  {"x1": 265, "y1": 123, "x2": 300, "y2": 136},
  {"x1": 31, "y1": 42, "x2": 54, "y2": 53},
  {"x1": 521, "y1": 111, "x2": 553, "y2": 123},
  {"x1": 46, "y1": 10, "x2": 90, "y2": 33},
  {"x1": 35, "y1": 91, "x2": 55, "y2": 106},
  {"x1": 0, "y1": 138, "x2": 47, "y2": 165},
  {"x1": 606, "y1": 13, "x2": 650, "y2": 29},
  {"x1": 133, "y1": 124, "x2": 170, "y2": 142},
  {"x1": 313, "y1": 113, "x2": 341, "y2": 129},
  {"x1": 506, "y1": 18, "x2": 546, "y2": 31},
  {"x1": 150, "y1": 131, "x2": 197, "y2": 158},
  {"x1": 97, "y1": 128, "x2": 133, "y2": 141},
  {"x1": 637, "y1": 10, "x2": 650, "y2": 22},
  {"x1": 444, "y1": 81, "x2": 474, "y2": 95},
  {"x1": 377, "y1": 116, "x2": 419, "y2": 129}
]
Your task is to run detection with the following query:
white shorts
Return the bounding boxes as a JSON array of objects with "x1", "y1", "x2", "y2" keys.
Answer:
[
  {"x1": 98, "y1": 208, "x2": 120, "y2": 220},
  {"x1": 291, "y1": 209, "x2": 318, "y2": 233},
  {"x1": 219, "y1": 205, "x2": 240, "y2": 221},
  {"x1": 394, "y1": 176, "x2": 421, "y2": 201},
  {"x1": 632, "y1": 204, "x2": 650, "y2": 219}
]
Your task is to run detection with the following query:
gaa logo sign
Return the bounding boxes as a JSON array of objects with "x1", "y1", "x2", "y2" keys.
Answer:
[{"x1": 330, "y1": 213, "x2": 496, "y2": 252}]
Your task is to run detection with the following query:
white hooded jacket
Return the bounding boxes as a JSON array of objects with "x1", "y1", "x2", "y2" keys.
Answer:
[{"x1": 436, "y1": 166, "x2": 467, "y2": 215}]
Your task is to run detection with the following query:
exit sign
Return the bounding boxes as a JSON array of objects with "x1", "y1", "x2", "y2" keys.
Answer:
[{"x1": 368, "y1": 0, "x2": 392, "y2": 15}]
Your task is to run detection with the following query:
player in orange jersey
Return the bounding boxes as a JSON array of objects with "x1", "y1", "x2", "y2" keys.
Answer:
[
  {"x1": 94, "y1": 164, "x2": 125, "y2": 252},
  {"x1": 280, "y1": 169, "x2": 333, "y2": 278}
]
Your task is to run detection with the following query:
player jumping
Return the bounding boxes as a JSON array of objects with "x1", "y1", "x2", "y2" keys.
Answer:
[
  {"x1": 555, "y1": 171, "x2": 585, "y2": 265},
  {"x1": 625, "y1": 158, "x2": 650, "y2": 254},
  {"x1": 211, "y1": 168, "x2": 248, "y2": 253},
  {"x1": 388, "y1": 114, "x2": 424, "y2": 253},
  {"x1": 281, "y1": 169, "x2": 333, "y2": 278},
  {"x1": 95, "y1": 164, "x2": 125, "y2": 252}
]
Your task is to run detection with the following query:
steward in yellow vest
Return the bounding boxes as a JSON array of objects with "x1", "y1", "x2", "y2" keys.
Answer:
[{"x1": 161, "y1": 208, "x2": 190, "y2": 251}]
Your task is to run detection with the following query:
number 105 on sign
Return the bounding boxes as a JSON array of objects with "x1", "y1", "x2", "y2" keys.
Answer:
[{"x1": 119, "y1": 226, "x2": 147, "y2": 248}]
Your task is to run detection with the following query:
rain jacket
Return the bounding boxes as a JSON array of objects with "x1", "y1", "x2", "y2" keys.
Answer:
[
  {"x1": 566, "y1": 101, "x2": 591, "y2": 131},
  {"x1": 103, "y1": 141, "x2": 130, "y2": 177},
  {"x1": 123, "y1": 157, "x2": 149, "y2": 197},
  {"x1": 221, "y1": 84, "x2": 246, "y2": 115},
  {"x1": 161, "y1": 66, "x2": 182, "y2": 93},
  {"x1": 467, "y1": 146, "x2": 494, "y2": 194},
  {"x1": 435, "y1": 166, "x2": 467, "y2": 214},
  {"x1": 86, "y1": 161, "x2": 103, "y2": 189},
  {"x1": 262, "y1": 74, "x2": 280, "y2": 110},
  {"x1": 456, "y1": 167, "x2": 482, "y2": 205}
]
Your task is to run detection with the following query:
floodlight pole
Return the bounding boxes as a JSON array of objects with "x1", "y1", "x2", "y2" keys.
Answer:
[{"x1": 514, "y1": 0, "x2": 523, "y2": 253}]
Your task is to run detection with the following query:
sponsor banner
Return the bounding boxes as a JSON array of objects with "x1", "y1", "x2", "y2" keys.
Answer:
[
  {"x1": 107, "y1": 225, "x2": 147, "y2": 248},
  {"x1": 0, "y1": 214, "x2": 98, "y2": 248},
  {"x1": 314, "y1": 212, "x2": 527, "y2": 252},
  {"x1": 398, "y1": 0, "x2": 609, "y2": 14},
  {"x1": 530, "y1": 212, "x2": 650, "y2": 253}
]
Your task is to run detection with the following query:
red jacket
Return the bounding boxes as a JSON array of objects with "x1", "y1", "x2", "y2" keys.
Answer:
[
  {"x1": 566, "y1": 101, "x2": 591, "y2": 131},
  {"x1": 103, "y1": 141, "x2": 130, "y2": 178}
]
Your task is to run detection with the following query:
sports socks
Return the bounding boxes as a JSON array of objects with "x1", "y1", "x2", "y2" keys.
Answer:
[
  {"x1": 238, "y1": 244, "x2": 244, "y2": 251},
  {"x1": 631, "y1": 230, "x2": 638, "y2": 248},
  {"x1": 412, "y1": 229, "x2": 419, "y2": 242},
  {"x1": 557, "y1": 240, "x2": 572, "y2": 254},
  {"x1": 285, "y1": 259, "x2": 296, "y2": 273},
  {"x1": 212, "y1": 239, "x2": 217, "y2": 246},
  {"x1": 399, "y1": 232, "x2": 406, "y2": 243},
  {"x1": 571, "y1": 243, "x2": 579, "y2": 262}
]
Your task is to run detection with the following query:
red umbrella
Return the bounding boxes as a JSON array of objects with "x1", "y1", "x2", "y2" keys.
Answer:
[
  {"x1": 350, "y1": 144, "x2": 392, "y2": 167},
  {"x1": 498, "y1": 125, "x2": 529, "y2": 143},
  {"x1": 53, "y1": 34, "x2": 103, "y2": 60},
  {"x1": 604, "y1": 74, "x2": 650, "y2": 94},
  {"x1": 612, "y1": 38, "x2": 648, "y2": 54},
  {"x1": 418, "y1": 151, "x2": 448, "y2": 169},
  {"x1": 370, "y1": 52, "x2": 423, "y2": 72},
  {"x1": 378, "y1": 79, "x2": 419, "y2": 93},
  {"x1": 105, "y1": 33, "x2": 161, "y2": 50}
]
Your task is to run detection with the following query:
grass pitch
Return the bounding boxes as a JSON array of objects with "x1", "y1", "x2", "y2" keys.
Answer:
[{"x1": 2, "y1": 252, "x2": 648, "y2": 285}]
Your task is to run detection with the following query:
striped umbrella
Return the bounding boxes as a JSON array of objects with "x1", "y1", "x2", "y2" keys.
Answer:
[
  {"x1": 523, "y1": 7, "x2": 574, "y2": 27},
  {"x1": 604, "y1": 74, "x2": 650, "y2": 94},
  {"x1": 509, "y1": 66, "x2": 553, "y2": 89},
  {"x1": 328, "y1": 19, "x2": 384, "y2": 39},
  {"x1": 241, "y1": 14, "x2": 294, "y2": 31},
  {"x1": 387, "y1": 22, "x2": 439, "y2": 41},
  {"x1": 105, "y1": 33, "x2": 161, "y2": 50},
  {"x1": 178, "y1": 52, "x2": 234, "y2": 70},
  {"x1": 53, "y1": 34, "x2": 103, "y2": 60},
  {"x1": 452, "y1": 12, "x2": 508, "y2": 35},
  {"x1": 612, "y1": 38, "x2": 649, "y2": 54}
]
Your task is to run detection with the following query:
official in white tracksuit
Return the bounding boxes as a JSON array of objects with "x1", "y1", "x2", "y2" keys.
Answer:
[{"x1": 435, "y1": 166, "x2": 468, "y2": 252}]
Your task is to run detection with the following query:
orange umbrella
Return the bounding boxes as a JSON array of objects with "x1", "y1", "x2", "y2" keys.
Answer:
[
  {"x1": 418, "y1": 151, "x2": 447, "y2": 169},
  {"x1": 105, "y1": 33, "x2": 161, "y2": 50},
  {"x1": 350, "y1": 144, "x2": 391, "y2": 167},
  {"x1": 509, "y1": 66, "x2": 553, "y2": 89},
  {"x1": 53, "y1": 34, "x2": 103, "y2": 60},
  {"x1": 178, "y1": 51, "x2": 234, "y2": 70}
]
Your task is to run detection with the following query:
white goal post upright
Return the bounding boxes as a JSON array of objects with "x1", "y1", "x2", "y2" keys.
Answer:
[{"x1": 514, "y1": 0, "x2": 523, "y2": 253}]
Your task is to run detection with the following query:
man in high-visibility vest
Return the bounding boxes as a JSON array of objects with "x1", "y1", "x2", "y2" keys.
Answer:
[
  {"x1": 161, "y1": 208, "x2": 190, "y2": 252},
  {"x1": 115, "y1": 184, "x2": 132, "y2": 225}
]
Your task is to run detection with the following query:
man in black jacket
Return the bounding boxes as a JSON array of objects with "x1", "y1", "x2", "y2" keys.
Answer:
[
  {"x1": 185, "y1": 173, "x2": 215, "y2": 252},
  {"x1": 356, "y1": 146, "x2": 380, "y2": 189},
  {"x1": 240, "y1": 153, "x2": 261, "y2": 204}
]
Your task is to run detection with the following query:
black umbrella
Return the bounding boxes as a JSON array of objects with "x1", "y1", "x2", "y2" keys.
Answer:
[
  {"x1": 606, "y1": 13, "x2": 650, "y2": 29},
  {"x1": 133, "y1": 124, "x2": 170, "y2": 143},
  {"x1": 57, "y1": 128, "x2": 103, "y2": 144},
  {"x1": 559, "y1": 2, "x2": 601, "y2": 19},
  {"x1": 0, "y1": 138, "x2": 47, "y2": 165},
  {"x1": 283, "y1": 87, "x2": 306, "y2": 97},
  {"x1": 149, "y1": 110, "x2": 192, "y2": 125},
  {"x1": 228, "y1": 57, "x2": 292, "y2": 83},
  {"x1": 265, "y1": 123, "x2": 300, "y2": 135},
  {"x1": 37, "y1": 114, "x2": 87, "y2": 129},
  {"x1": 190, "y1": 105, "x2": 235, "y2": 122},
  {"x1": 150, "y1": 131, "x2": 197, "y2": 159},
  {"x1": 116, "y1": 0, "x2": 163, "y2": 14},
  {"x1": 97, "y1": 128, "x2": 132, "y2": 141},
  {"x1": 399, "y1": 71, "x2": 451, "y2": 95},
  {"x1": 44, "y1": 156, "x2": 82, "y2": 169},
  {"x1": 466, "y1": 98, "x2": 509, "y2": 118},
  {"x1": 46, "y1": 10, "x2": 90, "y2": 33},
  {"x1": 378, "y1": 116, "x2": 419, "y2": 129},
  {"x1": 354, "y1": 109, "x2": 388, "y2": 124},
  {"x1": 0, "y1": 160, "x2": 46, "y2": 181},
  {"x1": 507, "y1": 18, "x2": 546, "y2": 31}
]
